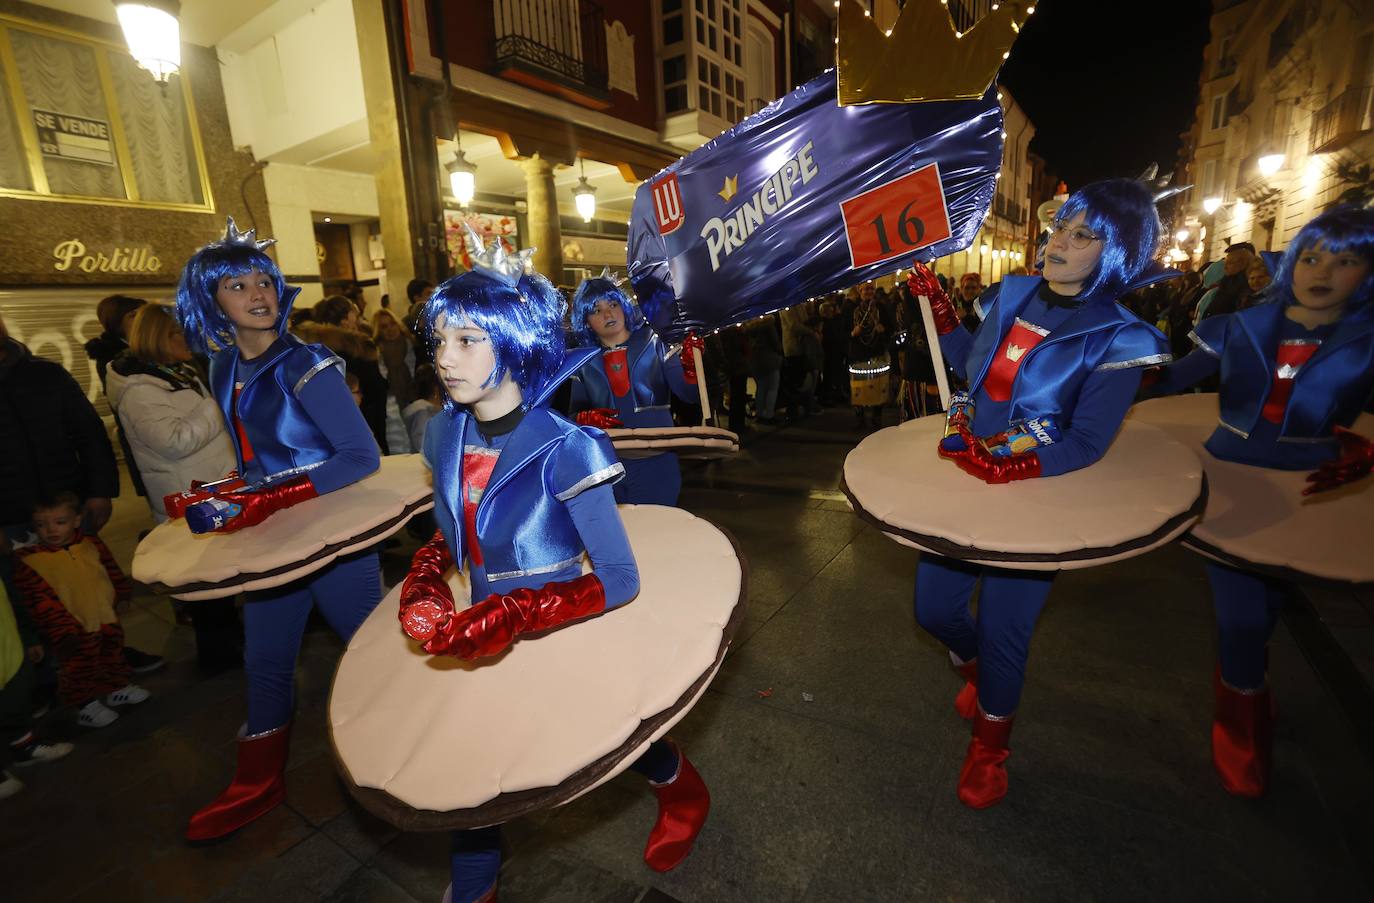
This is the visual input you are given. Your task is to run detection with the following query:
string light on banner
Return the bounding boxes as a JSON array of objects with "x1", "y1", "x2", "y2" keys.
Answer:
[{"x1": 115, "y1": 0, "x2": 181, "y2": 83}]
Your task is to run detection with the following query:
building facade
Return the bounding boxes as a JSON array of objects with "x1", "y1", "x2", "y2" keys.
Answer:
[{"x1": 1180, "y1": 0, "x2": 1374, "y2": 263}]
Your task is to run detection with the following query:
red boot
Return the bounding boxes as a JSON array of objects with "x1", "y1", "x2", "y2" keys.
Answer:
[
  {"x1": 186, "y1": 724, "x2": 290, "y2": 842},
  {"x1": 1212, "y1": 677, "x2": 1272, "y2": 798},
  {"x1": 957, "y1": 710, "x2": 1014, "y2": 809},
  {"x1": 950, "y1": 653, "x2": 978, "y2": 721},
  {"x1": 643, "y1": 741, "x2": 710, "y2": 872}
]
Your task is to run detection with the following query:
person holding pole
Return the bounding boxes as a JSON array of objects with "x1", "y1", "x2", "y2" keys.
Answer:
[
  {"x1": 567, "y1": 270, "x2": 704, "y2": 506},
  {"x1": 905, "y1": 178, "x2": 1177, "y2": 808}
]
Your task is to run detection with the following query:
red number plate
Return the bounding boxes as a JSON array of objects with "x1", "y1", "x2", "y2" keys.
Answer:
[{"x1": 839, "y1": 162, "x2": 953, "y2": 269}]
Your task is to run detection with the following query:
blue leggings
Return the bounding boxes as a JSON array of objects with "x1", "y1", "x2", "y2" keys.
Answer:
[
  {"x1": 447, "y1": 739, "x2": 679, "y2": 902},
  {"x1": 243, "y1": 550, "x2": 381, "y2": 733},
  {"x1": 614, "y1": 452, "x2": 682, "y2": 507},
  {"x1": 1205, "y1": 563, "x2": 1289, "y2": 690},
  {"x1": 913, "y1": 555, "x2": 1056, "y2": 717}
]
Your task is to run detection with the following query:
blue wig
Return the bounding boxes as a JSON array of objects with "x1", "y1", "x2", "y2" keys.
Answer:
[
  {"x1": 570, "y1": 277, "x2": 645, "y2": 347},
  {"x1": 422, "y1": 269, "x2": 567, "y2": 410},
  {"x1": 175, "y1": 240, "x2": 291, "y2": 355},
  {"x1": 1267, "y1": 206, "x2": 1374, "y2": 315},
  {"x1": 1053, "y1": 178, "x2": 1162, "y2": 300}
]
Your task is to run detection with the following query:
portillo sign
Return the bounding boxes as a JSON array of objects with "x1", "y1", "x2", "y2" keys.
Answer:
[{"x1": 52, "y1": 239, "x2": 162, "y2": 274}]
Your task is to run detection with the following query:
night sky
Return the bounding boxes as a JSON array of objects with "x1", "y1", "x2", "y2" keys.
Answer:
[{"x1": 998, "y1": 0, "x2": 1213, "y2": 188}]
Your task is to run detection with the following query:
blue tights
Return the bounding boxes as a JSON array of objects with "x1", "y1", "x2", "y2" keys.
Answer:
[
  {"x1": 614, "y1": 452, "x2": 682, "y2": 507},
  {"x1": 913, "y1": 555, "x2": 1055, "y2": 717},
  {"x1": 1205, "y1": 563, "x2": 1288, "y2": 690},
  {"x1": 447, "y1": 739, "x2": 679, "y2": 902},
  {"x1": 243, "y1": 550, "x2": 381, "y2": 733}
]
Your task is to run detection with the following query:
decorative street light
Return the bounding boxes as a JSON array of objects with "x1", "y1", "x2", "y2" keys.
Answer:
[
  {"x1": 115, "y1": 0, "x2": 181, "y2": 83},
  {"x1": 572, "y1": 158, "x2": 597, "y2": 223},
  {"x1": 1203, "y1": 197, "x2": 1223, "y2": 215},
  {"x1": 446, "y1": 135, "x2": 476, "y2": 207}
]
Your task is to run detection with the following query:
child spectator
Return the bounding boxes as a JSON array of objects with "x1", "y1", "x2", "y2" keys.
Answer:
[
  {"x1": 12, "y1": 492, "x2": 150, "y2": 728},
  {"x1": 402, "y1": 363, "x2": 442, "y2": 455},
  {"x1": 1, "y1": 578, "x2": 73, "y2": 800}
]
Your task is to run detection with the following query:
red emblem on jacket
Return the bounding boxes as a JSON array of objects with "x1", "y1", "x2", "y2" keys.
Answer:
[
  {"x1": 982, "y1": 319, "x2": 1049, "y2": 402},
  {"x1": 1261, "y1": 341, "x2": 1320, "y2": 424},
  {"x1": 603, "y1": 348, "x2": 631, "y2": 397}
]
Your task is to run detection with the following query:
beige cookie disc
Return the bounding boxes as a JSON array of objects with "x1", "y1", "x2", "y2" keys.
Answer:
[
  {"x1": 1129, "y1": 395, "x2": 1374, "y2": 584},
  {"x1": 842, "y1": 413, "x2": 1206, "y2": 570},
  {"x1": 606, "y1": 425, "x2": 740, "y2": 460},
  {"x1": 328, "y1": 504, "x2": 747, "y2": 831},
  {"x1": 132, "y1": 454, "x2": 434, "y2": 601}
]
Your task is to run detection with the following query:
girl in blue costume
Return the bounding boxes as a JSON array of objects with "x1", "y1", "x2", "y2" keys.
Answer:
[
  {"x1": 397, "y1": 237, "x2": 710, "y2": 903},
  {"x1": 567, "y1": 269, "x2": 701, "y2": 506},
  {"x1": 173, "y1": 219, "x2": 382, "y2": 841},
  {"x1": 1150, "y1": 206, "x2": 1374, "y2": 797},
  {"x1": 907, "y1": 178, "x2": 1176, "y2": 808}
]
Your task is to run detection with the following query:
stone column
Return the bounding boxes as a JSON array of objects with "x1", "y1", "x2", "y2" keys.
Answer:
[
  {"x1": 354, "y1": 0, "x2": 419, "y2": 308},
  {"x1": 521, "y1": 154, "x2": 563, "y2": 283}
]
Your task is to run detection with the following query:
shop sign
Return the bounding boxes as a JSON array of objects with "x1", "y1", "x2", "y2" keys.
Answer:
[
  {"x1": 32, "y1": 109, "x2": 114, "y2": 165},
  {"x1": 52, "y1": 239, "x2": 162, "y2": 274}
]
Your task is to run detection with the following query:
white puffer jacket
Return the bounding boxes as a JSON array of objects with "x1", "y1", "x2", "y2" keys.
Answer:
[{"x1": 105, "y1": 358, "x2": 236, "y2": 523}]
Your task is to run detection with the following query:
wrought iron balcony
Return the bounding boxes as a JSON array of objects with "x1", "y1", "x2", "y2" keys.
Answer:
[
  {"x1": 1310, "y1": 85, "x2": 1373, "y2": 154},
  {"x1": 492, "y1": 0, "x2": 609, "y2": 103}
]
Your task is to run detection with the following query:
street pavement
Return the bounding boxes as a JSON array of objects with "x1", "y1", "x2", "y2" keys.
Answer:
[{"x1": 3, "y1": 406, "x2": 1371, "y2": 902}]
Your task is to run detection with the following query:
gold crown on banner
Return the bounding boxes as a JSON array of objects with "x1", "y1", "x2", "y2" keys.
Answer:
[{"x1": 837, "y1": 0, "x2": 1035, "y2": 106}]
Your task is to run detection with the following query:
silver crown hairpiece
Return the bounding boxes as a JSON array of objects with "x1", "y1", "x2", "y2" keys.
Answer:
[
  {"x1": 1137, "y1": 163, "x2": 1191, "y2": 205},
  {"x1": 596, "y1": 266, "x2": 627, "y2": 288},
  {"x1": 464, "y1": 224, "x2": 536, "y2": 287},
  {"x1": 218, "y1": 216, "x2": 277, "y2": 251}
]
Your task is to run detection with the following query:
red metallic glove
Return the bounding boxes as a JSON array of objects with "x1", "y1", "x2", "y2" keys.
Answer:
[
  {"x1": 398, "y1": 530, "x2": 457, "y2": 646},
  {"x1": 1303, "y1": 427, "x2": 1374, "y2": 496},
  {"x1": 164, "y1": 472, "x2": 245, "y2": 519},
  {"x1": 907, "y1": 263, "x2": 960, "y2": 336},
  {"x1": 949, "y1": 425, "x2": 1043, "y2": 484},
  {"x1": 575, "y1": 408, "x2": 624, "y2": 429},
  {"x1": 681, "y1": 333, "x2": 705, "y2": 385},
  {"x1": 201, "y1": 474, "x2": 319, "y2": 533},
  {"x1": 421, "y1": 573, "x2": 607, "y2": 660}
]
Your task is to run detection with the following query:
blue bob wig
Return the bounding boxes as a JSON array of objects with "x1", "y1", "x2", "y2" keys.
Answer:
[
  {"x1": 1053, "y1": 178, "x2": 1162, "y2": 300},
  {"x1": 422, "y1": 269, "x2": 567, "y2": 410},
  {"x1": 570, "y1": 277, "x2": 645, "y2": 347},
  {"x1": 1268, "y1": 206, "x2": 1374, "y2": 315},
  {"x1": 175, "y1": 241, "x2": 291, "y2": 355}
]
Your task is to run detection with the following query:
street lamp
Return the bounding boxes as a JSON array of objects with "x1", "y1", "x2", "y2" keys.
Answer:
[
  {"x1": 1257, "y1": 153, "x2": 1285, "y2": 177},
  {"x1": 572, "y1": 158, "x2": 597, "y2": 223},
  {"x1": 446, "y1": 136, "x2": 477, "y2": 207},
  {"x1": 115, "y1": 0, "x2": 181, "y2": 83},
  {"x1": 1203, "y1": 197, "x2": 1223, "y2": 215},
  {"x1": 1176, "y1": 228, "x2": 1190, "y2": 243}
]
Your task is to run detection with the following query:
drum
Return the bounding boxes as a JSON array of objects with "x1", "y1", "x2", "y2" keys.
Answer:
[
  {"x1": 132, "y1": 454, "x2": 433, "y2": 601},
  {"x1": 328, "y1": 504, "x2": 747, "y2": 831},
  {"x1": 1129, "y1": 394, "x2": 1374, "y2": 584},
  {"x1": 606, "y1": 425, "x2": 740, "y2": 460},
  {"x1": 842, "y1": 413, "x2": 1206, "y2": 570},
  {"x1": 848, "y1": 355, "x2": 890, "y2": 407}
]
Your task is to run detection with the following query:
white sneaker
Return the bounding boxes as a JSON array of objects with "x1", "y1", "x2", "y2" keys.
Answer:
[
  {"x1": 12, "y1": 741, "x2": 74, "y2": 767},
  {"x1": 105, "y1": 684, "x2": 150, "y2": 707},
  {"x1": 0, "y1": 770, "x2": 22, "y2": 800},
  {"x1": 77, "y1": 700, "x2": 119, "y2": 728}
]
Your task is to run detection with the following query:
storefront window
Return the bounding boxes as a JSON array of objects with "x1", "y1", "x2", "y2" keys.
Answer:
[{"x1": 0, "y1": 15, "x2": 212, "y2": 211}]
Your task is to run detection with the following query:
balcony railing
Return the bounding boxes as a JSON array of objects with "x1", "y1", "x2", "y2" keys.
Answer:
[
  {"x1": 492, "y1": 0, "x2": 608, "y2": 98},
  {"x1": 1310, "y1": 85, "x2": 1374, "y2": 154}
]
